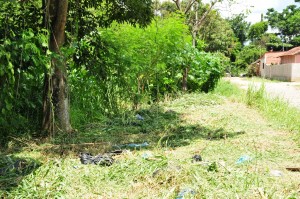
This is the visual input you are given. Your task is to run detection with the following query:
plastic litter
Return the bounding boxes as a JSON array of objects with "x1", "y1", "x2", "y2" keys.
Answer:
[
  {"x1": 176, "y1": 188, "x2": 196, "y2": 199},
  {"x1": 79, "y1": 152, "x2": 114, "y2": 166},
  {"x1": 192, "y1": 155, "x2": 202, "y2": 162},
  {"x1": 270, "y1": 170, "x2": 283, "y2": 177},
  {"x1": 79, "y1": 150, "x2": 122, "y2": 166},
  {"x1": 136, "y1": 114, "x2": 144, "y2": 121},
  {"x1": 125, "y1": 142, "x2": 149, "y2": 148},
  {"x1": 141, "y1": 152, "x2": 153, "y2": 159},
  {"x1": 79, "y1": 153, "x2": 94, "y2": 164},
  {"x1": 236, "y1": 155, "x2": 252, "y2": 164}
]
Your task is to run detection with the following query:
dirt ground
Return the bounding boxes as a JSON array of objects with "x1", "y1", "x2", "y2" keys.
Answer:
[{"x1": 227, "y1": 77, "x2": 300, "y2": 109}]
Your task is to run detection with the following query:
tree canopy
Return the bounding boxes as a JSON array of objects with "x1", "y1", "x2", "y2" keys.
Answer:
[
  {"x1": 228, "y1": 14, "x2": 250, "y2": 46},
  {"x1": 266, "y1": 1, "x2": 300, "y2": 45},
  {"x1": 248, "y1": 21, "x2": 268, "y2": 42}
]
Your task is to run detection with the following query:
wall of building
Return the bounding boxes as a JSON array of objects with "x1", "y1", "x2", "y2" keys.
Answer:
[
  {"x1": 260, "y1": 63, "x2": 300, "y2": 82},
  {"x1": 281, "y1": 55, "x2": 295, "y2": 64},
  {"x1": 295, "y1": 54, "x2": 300, "y2": 63},
  {"x1": 291, "y1": 63, "x2": 300, "y2": 81}
]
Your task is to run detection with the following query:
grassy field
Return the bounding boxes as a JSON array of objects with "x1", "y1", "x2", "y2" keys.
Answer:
[{"x1": 1, "y1": 80, "x2": 300, "y2": 198}]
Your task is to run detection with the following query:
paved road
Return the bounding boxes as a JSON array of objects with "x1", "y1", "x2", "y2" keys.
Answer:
[{"x1": 227, "y1": 77, "x2": 300, "y2": 109}]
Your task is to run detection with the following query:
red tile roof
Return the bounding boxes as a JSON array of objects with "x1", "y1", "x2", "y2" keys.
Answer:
[
  {"x1": 260, "y1": 47, "x2": 300, "y2": 65},
  {"x1": 263, "y1": 52, "x2": 285, "y2": 65},
  {"x1": 280, "y1": 46, "x2": 300, "y2": 56}
]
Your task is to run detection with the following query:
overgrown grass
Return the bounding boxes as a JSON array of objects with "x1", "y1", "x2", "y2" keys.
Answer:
[
  {"x1": 213, "y1": 79, "x2": 243, "y2": 98},
  {"x1": 1, "y1": 80, "x2": 299, "y2": 198},
  {"x1": 216, "y1": 79, "x2": 300, "y2": 144},
  {"x1": 244, "y1": 83, "x2": 300, "y2": 144}
]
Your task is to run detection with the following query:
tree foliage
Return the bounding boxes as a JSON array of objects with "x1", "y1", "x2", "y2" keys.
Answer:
[
  {"x1": 199, "y1": 10, "x2": 237, "y2": 56},
  {"x1": 260, "y1": 33, "x2": 293, "y2": 51},
  {"x1": 0, "y1": 1, "x2": 227, "y2": 146},
  {"x1": 266, "y1": 1, "x2": 300, "y2": 45},
  {"x1": 227, "y1": 13, "x2": 250, "y2": 46},
  {"x1": 234, "y1": 45, "x2": 265, "y2": 69},
  {"x1": 248, "y1": 21, "x2": 268, "y2": 42}
]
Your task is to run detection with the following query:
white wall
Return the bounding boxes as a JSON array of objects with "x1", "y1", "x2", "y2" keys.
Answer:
[
  {"x1": 260, "y1": 63, "x2": 300, "y2": 82},
  {"x1": 291, "y1": 63, "x2": 300, "y2": 81}
]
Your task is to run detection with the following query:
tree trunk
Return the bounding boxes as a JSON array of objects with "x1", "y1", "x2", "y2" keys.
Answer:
[{"x1": 42, "y1": 0, "x2": 72, "y2": 134}]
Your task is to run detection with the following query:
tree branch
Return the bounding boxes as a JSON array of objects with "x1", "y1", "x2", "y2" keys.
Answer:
[
  {"x1": 172, "y1": 0, "x2": 181, "y2": 11},
  {"x1": 193, "y1": 0, "x2": 217, "y2": 34},
  {"x1": 184, "y1": 0, "x2": 197, "y2": 14}
]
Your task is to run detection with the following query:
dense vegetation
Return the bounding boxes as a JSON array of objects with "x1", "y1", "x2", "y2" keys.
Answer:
[
  {"x1": 1, "y1": 1, "x2": 300, "y2": 198},
  {"x1": 0, "y1": 0, "x2": 227, "y2": 145},
  {"x1": 0, "y1": 0, "x2": 299, "y2": 146}
]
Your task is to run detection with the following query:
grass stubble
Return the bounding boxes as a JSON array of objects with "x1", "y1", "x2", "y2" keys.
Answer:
[{"x1": 1, "y1": 80, "x2": 300, "y2": 198}]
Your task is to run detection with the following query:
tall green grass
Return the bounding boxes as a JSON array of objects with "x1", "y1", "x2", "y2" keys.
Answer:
[
  {"x1": 216, "y1": 80, "x2": 300, "y2": 144},
  {"x1": 213, "y1": 79, "x2": 243, "y2": 98},
  {"x1": 245, "y1": 84, "x2": 300, "y2": 143}
]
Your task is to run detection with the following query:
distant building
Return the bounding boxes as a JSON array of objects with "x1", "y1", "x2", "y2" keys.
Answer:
[
  {"x1": 259, "y1": 47, "x2": 300, "y2": 82},
  {"x1": 280, "y1": 46, "x2": 300, "y2": 64}
]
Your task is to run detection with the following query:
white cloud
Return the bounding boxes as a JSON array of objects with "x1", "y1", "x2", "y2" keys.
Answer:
[{"x1": 211, "y1": 0, "x2": 297, "y2": 24}]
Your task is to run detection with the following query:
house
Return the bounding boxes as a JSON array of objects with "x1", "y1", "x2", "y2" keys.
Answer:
[
  {"x1": 280, "y1": 46, "x2": 300, "y2": 64},
  {"x1": 259, "y1": 46, "x2": 300, "y2": 82}
]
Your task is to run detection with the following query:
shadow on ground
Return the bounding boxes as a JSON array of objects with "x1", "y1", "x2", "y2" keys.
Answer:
[
  {"x1": 39, "y1": 105, "x2": 245, "y2": 157},
  {"x1": 0, "y1": 155, "x2": 41, "y2": 192}
]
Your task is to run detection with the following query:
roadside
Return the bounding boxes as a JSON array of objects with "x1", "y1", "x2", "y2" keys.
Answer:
[
  {"x1": 1, "y1": 85, "x2": 299, "y2": 198},
  {"x1": 227, "y1": 77, "x2": 300, "y2": 109}
]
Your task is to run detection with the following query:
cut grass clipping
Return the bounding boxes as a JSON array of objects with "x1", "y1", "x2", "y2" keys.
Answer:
[{"x1": 1, "y1": 80, "x2": 299, "y2": 198}]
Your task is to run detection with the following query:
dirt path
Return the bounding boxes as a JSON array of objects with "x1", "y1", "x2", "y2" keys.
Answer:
[{"x1": 227, "y1": 77, "x2": 300, "y2": 109}]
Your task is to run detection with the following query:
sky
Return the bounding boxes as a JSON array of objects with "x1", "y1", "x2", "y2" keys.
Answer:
[{"x1": 212, "y1": 0, "x2": 296, "y2": 24}]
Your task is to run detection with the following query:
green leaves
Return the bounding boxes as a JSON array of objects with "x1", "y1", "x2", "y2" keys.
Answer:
[
  {"x1": 0, "y1": 27, "x2": 50, "y2": 143},
  {"x1": 227, "y1": 13, "x2": 250, "y2": 46},
  {"x1": 266, "y1": 2, "x2": 300, "y2": 44},
  {"x1": 248, "y1": 21, "x2": 268, "y2": 42}
]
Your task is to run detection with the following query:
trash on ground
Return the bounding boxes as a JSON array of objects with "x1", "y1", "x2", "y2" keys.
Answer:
[
  {"x1": 136, "y1": 114, "x2": 144, "y2": 120},
  {"x1": 192, "y1": 154, "x2": 202, "y2": 162},
  {"x1": 0, "y1": 157, "x2": 39, "y2": 176},
  {"x1": 286, "y1": 167, "x2": 300, "y2": 172},
  {"x1": 79, "y1": 150, "x2": 123, "y2": 166},
  {"x1": 176, "y1": 188, "x2": 196, "y2": 199},
  {"x1": 236, "y1": 155, "x2": 252, "y2": 164},
  {"x1": 113, "y1": 142, "x2": 149, "y2": 150},
  {"x1": 141, "y1": 152, "x2": 153, "y2": 159},
  {"x1": 125, "y1": 142, "x2": 149, "y2": 148},
  {"x1": 270, "y1": 170, "x2": 283, "y2": 177}
]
